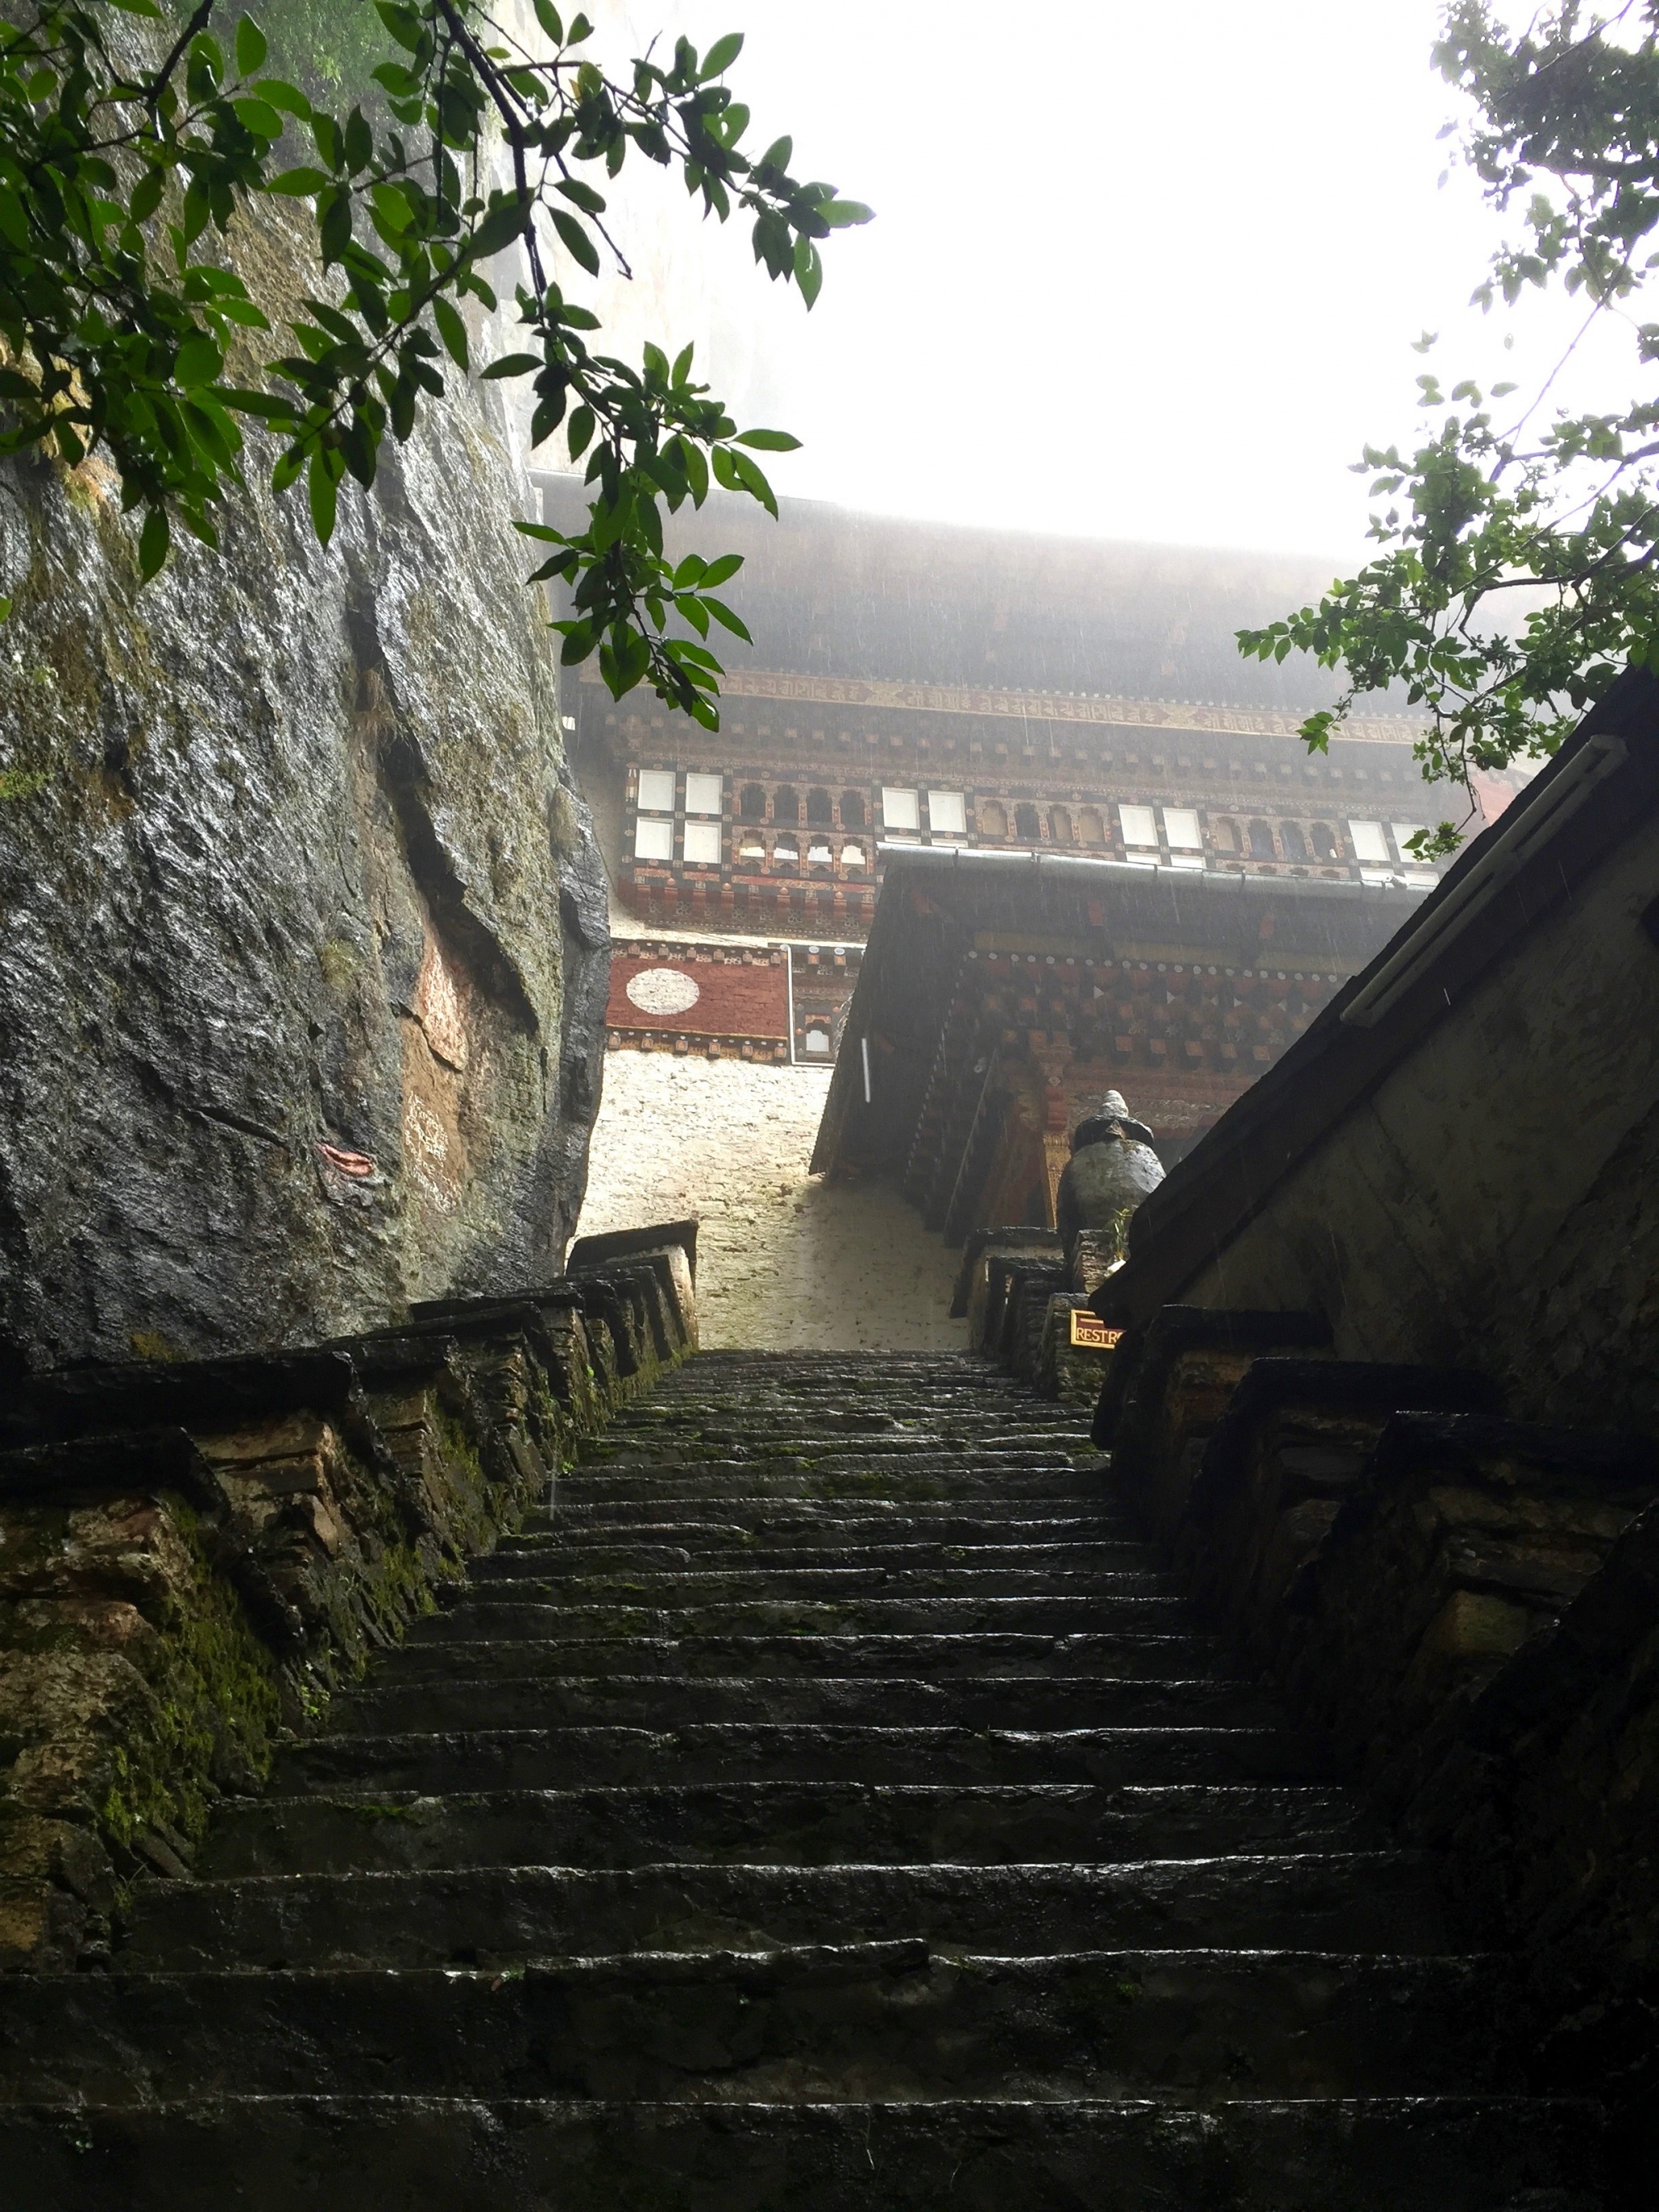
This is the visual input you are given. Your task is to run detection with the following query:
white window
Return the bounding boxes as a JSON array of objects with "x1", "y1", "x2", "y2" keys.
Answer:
[
  {"x1": 739, "y1": 837, "x2": 766, "y2": 859},
  {"x1": 636, "y1": 768, "x2": 675, "y2": 814},
  {"x1": 808, "y1": 840, "x2": 834, "y2": 863},
  {"x1": 682, "y1": 820, "x2": 721, "y2": 864},
  {"x1": 1168, "y1": 851, "x2": 1206, "y2": 871},
  {"x1": 842, "y1": 844, "x2": 866, "y2": 867},
  {"x1": 1163, "y1": 807, "x2": 1203, "y2": 850},
  {"x1": 1120, "y1": 803, "x2": 1158, "y2": 847},
  {"x1": 684, "y1": 771, "x2": 723, "y2": 816},
  {"x1": 881, "y1": 786, "x2": 919, "y2": 832},
  {"x1": 1349, "y1": 819, "x2": 1389, "y2": 863},
  {"x1": 1360, "y1": 867, "x2": 1398, "y2": 887},
  {"x1": 803, "y1": 1025, "x2": 832, "y2": 1055},
  {"x1": 1391, "y1": 822, "x2": 1427, "y2": 859},
  {"x1": 633, "y1": 816, "x2": 672, "y2": 860},
  {"x1": 928, "y1": 790, "x2": 966, "y2": 836},
  {"x1": 773, "y1": 840, "x2": 799, "y2": 863}
]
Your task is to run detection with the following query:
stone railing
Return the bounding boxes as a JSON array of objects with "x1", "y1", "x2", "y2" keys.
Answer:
[
  {"x1": 1085, "y1": 1308, "x2": 1659, "y2": 2113},
  {"x1": 0, "y1": 1225, "x2": 697, "y2": 1973},
  {"x1": 953, "y1": 1227, "x2": 1124, "y2": 1406}
]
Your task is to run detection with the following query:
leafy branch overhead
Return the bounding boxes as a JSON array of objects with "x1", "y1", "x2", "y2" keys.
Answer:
[
  {"x1": 0, "y1": 0, "x2": 871, "y2": 722},
  {"x1": 1239, "y1": 1, "x2": 1659, "y2": 856}
]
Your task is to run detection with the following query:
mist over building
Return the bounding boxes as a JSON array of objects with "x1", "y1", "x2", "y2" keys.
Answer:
[{"x1": 556, "y1": 482, "x2": 1509, "y2": 1344}]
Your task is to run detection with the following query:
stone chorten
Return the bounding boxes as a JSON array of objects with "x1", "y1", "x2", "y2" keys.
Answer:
[{"x1": 1056, "y1": 1091, "x2": 1166, "y2": 1253}]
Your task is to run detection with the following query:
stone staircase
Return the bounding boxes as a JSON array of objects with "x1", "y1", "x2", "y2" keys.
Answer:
[{"x1": 0, "y1": 1353, "x2": 1610, "y2": 2207}]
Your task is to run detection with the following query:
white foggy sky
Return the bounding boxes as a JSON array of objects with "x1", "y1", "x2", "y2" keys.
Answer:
[{"x1": 567, "y1": 1, "x2": 1634, "y2": 563}]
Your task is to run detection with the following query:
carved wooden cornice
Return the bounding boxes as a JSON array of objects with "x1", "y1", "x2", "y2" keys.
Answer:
[{"x1": 582, "y1": 664, "x2": 1422, "y2": 747}]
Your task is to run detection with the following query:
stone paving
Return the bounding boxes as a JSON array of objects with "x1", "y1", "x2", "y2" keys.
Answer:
[{"x1": 0, "y1": 1353, "x2": 1610, "y2": 2207}]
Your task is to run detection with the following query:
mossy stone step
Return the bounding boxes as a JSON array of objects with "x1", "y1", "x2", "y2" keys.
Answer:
[{"x1": 6, "y1": 1349, "x2": 1605, "y2": 2204}]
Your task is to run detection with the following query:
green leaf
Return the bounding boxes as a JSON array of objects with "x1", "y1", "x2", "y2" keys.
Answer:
[
  {"x1": 471, "y1": 197, "x2": 529, "y2": 258},
  {"x1": 104, "y1": 0, "x2": 162, "y2": 15},
  {"x1": 130, "y1": 164, "x2": 164, "y2": 224},
  {"x1": 794, "y1": 235, "x2": 822, "y2": 306},
  {"x1": 736, "y1": 427, "x2": 800, "y2": 452},
  {"x1": 700, "y1": 552, "x2": 743, "y2": 586},
  {"x1": 557, "y1": 177, "x2": 607, "y2": 215},
  {"x1": 308, "y1": 447, "x2": 340, "y2": 544},
  {"x1": 255, "y1": 76, "x2": 312, "y2": 117},
  {"x1": 818, "y1": 198, "x2": 874, "y2": 228},
  {"x1": 374, "y1": 2, "x2": 424, "y2": 51},
  {"x1": 139, "y1": 506, "x2": 170, "y2": 580},
  {"x1": 175, "y1": 334, "x2": 224, "y2": 388},
  {"x1": 267, "y1": 166, "x2": 331, "y2": 198},
  {"x1": 704, "y1": 595, "x2": 753, "y2": 641},
  {"x1": 702, "y1": 31, "x2": 744, "y2": 78},
  {"x1": 344, "y1": 107, "x2": 373, "y2": 174},
  {"x1": 757, "y1": 135, "x2": 791, "y2": 172},
  {"x1": 532, "y1": 0, "x2": 564, "y2": 39},
  {"x1": 0, "y1": 597, "x2": 10, "y2": 623},
  {"x1": 552, "y1": 208, "x2": 600, "y2": 276},
  {"x1": 481, "y1": 352, "x2": 540, "y2": 379},
  {"x1": 568, "y1": 405, "x2": 594, "y2": 458},
  {"x1": 728, "y1": 446, "x2": 777, "y2": 517},
  {"x1": 232, "y1": 96, "x2": 284, "y2": 138},
  {"x1": 235, "y1": 15, "x2": 268, "y2": 76},
  {"x1": 433, "y1": 296, "x2": 469, "y2": 369}
]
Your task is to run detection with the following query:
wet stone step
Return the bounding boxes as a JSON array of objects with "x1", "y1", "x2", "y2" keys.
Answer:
[
  {"x1": 483, "y1": 1537, "x2": 1158, "y2": 1575},
  {"x1": 578, "y1": 1446, "x2": 1100, "y2": 1474},
  {"x1": 537, "y1": 1502, "x2": 1129, "y2": 1535},
  {"x1": 416, "y1": 1595, "x2": 1195, "y2": 1643},
  {"x1": 0, "y1": 2093, "x2": 1612, "y2": 2212},
  {"x1": 275, "y1": 1722, "x2": 1345, "y2": 1794},
  {"x1": 2, "y1": 1946, "x2": 1509, "y2": 2105},
  {"x1": 549, "y1": 1476, "x2": 1106, "y2": 1508},
  {"x1": 373, "y1": 1630, "x2": 1226, "y2": 1687},
  {"x1": 461, "y1": 1562, "x2": 1166, "y2": 1598},
  {"x1": 121, "y1": 1853, "x2": 1452, "y2": 1972},
  {"x1": 332, "y1": 1665, "x2": 1278, "y2": 1728},
  {"x1": 6, "y1": 1348, "x2": 1591, "y2": 2207},
  {"x1": 194, "y1": 1782, "x2": 1380, "y2": 1881}
]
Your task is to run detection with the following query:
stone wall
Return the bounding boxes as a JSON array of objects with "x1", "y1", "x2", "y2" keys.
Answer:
[
  {"x1": 1062, "y1": 1309, "x2": 1659, "y2": 2112},
  {"x1": 1139, "y1": 818, "x2": 1659, "y2": 1438},
  {"x1": 0, "y1": 1237, "x2": 697, "y2": 1972},
  {"x1": 575, "y1": 1053, "x2": 962, "y2": 1350},
  {"x1": 0, "y1": 200, "x2": 608, "y2": 1373}
]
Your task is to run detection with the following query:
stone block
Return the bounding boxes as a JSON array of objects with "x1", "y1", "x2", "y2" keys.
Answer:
[
  {"x1": 950, "y1": 1230, "x2": 1063, "y2": 1351},
  {"x1": 1098, "y1": 1307, "x2": 1334, "y2": 1535},
  {"x1": 1036, "y1": 1295, "x2": 1116, "y2": 1406},
  {"x1": 1180, "y1": 1360, "x2": 1500, "y2": 1661},
  {"x1": 1068, "y1": 1231, "x2": 1122, "y2": 1296}
]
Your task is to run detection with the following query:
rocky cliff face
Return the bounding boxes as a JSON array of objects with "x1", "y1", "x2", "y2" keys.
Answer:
[{"x1": 0, "y1": 209, "x2": 609, "y2": 1370}]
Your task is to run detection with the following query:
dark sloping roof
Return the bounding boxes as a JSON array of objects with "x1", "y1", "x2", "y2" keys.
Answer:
[
  {"x1": 535, "y1": 475, "x2": 1397, "y2": 720},
  {"x1": 1091, "y1": 667, "x2": 1659, "y2": 1328},
  {"x1": 811, "y1": 850, "x2": 1422, "y2": 1180}
]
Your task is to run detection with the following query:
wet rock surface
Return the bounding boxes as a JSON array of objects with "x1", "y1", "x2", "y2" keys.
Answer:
[
  {"x1": 0, "y1": 1353, "x2": 1616, "y2": 2207},
  {"x1": 0, "y1": 204, "x2": 608, "y2": 1370}
]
